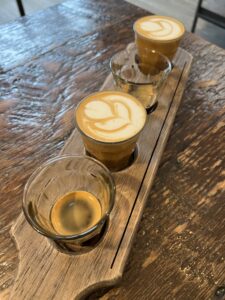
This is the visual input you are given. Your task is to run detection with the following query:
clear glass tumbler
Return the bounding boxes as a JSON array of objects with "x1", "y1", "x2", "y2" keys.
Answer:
[
  {"x1": 23, "y1": 155, "x2": 115, "y2": 253},
  {"x1": 110, "y1": 43, "x2": 171, "y2": 112}
]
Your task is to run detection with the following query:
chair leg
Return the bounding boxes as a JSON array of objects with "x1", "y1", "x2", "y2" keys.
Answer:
[
  {"x1": 16, "y1": 0, "x2": 25, "y2": 17},
  {"x1": 191, "y1": 0, "x2": 203, "y2": 32}
]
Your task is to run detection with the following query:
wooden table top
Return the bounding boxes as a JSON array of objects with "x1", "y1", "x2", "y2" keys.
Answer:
[{"x1": 0, "y1": 0, "x2": 224, "y2": 299}]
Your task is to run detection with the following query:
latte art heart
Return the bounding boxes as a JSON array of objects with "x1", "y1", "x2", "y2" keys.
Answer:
[
  {"x1": 135, "y1": 16, "x2": 185, "y2": 41},
  {"x1": 76, "y1": 91, "x2": 146, "y2": 143}
]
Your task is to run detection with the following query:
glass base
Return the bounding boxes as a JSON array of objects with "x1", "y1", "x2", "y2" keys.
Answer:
[
  {"x1": 86, "y1": 145, "x2": 138, "y2": 172},
  {"x1": 50, "y1": 220, "x2": 109, "y2": 255},
  {"x1": 146, "y1": 101, "x2": 158, "y2": 114}
]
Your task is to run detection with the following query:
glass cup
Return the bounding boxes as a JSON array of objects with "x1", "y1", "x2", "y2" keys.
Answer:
[
  {"x1": 23, "y1": 155, "x2": 115, "y2": 253},
  {"x1": 134, "y1": 15, "x2": 185, "y2": 61},
  {"x1": 75, "y1": 90, "x2": 147, "y2": 172},
  {"x1": 110, "y1": 43, "x2": 171, "y2": 112}
]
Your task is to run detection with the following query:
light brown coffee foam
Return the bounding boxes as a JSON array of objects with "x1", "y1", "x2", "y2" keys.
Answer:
[
  {"x1": 134, "y1": 15, "x2": 185, "y2": 41},
  {"x1": 76, "y1": 91, "x2": 146, "y2": 143}
]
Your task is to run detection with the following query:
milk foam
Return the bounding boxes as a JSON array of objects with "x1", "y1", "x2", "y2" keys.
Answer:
[
  {"x1": 135, "y1": 16, "x2": 184, "y2": 41},
  {"x1": 76, "y1": 91, "x2": 146, "y2": 143}
]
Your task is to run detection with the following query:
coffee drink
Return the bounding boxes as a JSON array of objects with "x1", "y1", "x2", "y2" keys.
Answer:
[
  {"x1": 75, "y1": 91, "x2": 146, "y2": 171},
  {"x1": 51, "y1": 191, "x2": 102, "y2": 235},
  {"x1": 134, "y1": 15, "x2": 185, "y2": 61}
]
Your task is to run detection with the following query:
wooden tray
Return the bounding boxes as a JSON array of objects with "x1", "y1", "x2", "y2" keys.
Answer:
[{"x1": 10, "y1": 47, "x2": 192, "y2": 300}]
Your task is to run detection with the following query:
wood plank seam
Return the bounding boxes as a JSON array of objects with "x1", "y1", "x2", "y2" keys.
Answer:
[{"x1": 110, "y1": 61, "x2": 187, "y2": 269}]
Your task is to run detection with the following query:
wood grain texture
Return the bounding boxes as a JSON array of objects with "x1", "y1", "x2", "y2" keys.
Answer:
[
  {"x1": 0, "y1": 0, "x2": 224, "y2": 299},
  {"x1": 9, "y1": 48, "x2": 192, "y2": 300},
  {"x1": 89, "y1": 36, "x2": 225, "y2": 300},
  {"x1": 0, "y1": 0, "x2": 145, "y2": 71}
]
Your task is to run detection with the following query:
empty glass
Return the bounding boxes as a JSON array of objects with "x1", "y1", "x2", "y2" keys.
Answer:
[
  {"x1": 110, "y1": 43, "x2": 171, "y2": 112},
  {"x1": 23, "y1": 155, "x2": 115, "y2": 253}
]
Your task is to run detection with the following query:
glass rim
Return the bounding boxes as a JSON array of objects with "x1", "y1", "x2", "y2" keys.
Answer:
[
  {"x1": 109, "y1": 48, "x2": 172, "y2": 86},
  {"x1": 74, "y1": 90, "x2": 147, "y2": 145},
  {"x1": 22, "y1": 154, "x2": 116, "y2": 241}
]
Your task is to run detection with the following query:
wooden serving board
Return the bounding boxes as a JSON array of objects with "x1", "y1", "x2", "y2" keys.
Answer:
[{"x1": 10, "y1": 47, "x2": 192, "y2": 300}]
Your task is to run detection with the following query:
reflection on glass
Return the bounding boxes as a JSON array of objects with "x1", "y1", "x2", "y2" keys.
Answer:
[{"x1": 110, "y1": 43, "x2": 171, "y2": 112}]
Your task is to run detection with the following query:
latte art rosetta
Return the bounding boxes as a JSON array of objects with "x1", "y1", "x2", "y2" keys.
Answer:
[
  {"x1": 85, "y1": 100, "x2": 130, "y2": 131},
  {"x1": 135, "y1": 16, "x2": 185, "y2": 41},
  {"x1": 76, "y1": 91, "x2": 146, "y2": 143}
]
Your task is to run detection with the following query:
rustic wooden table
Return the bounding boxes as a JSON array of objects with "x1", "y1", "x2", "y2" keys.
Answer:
[{"x1": 0, "y1": 0, "x2": 224, "y2": 299}]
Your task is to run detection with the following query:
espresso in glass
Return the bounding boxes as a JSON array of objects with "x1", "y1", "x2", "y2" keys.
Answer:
[
  {"x1": 134, "y1": 15, "x2": 185, "y2": 61},
  {"x1": 75, "y1": 91, "x2": 147, "y2": 171},
  {"x1": 23, "y1": 155, "x2": 115, "y2": 253},
  {"x1": 51, "y1": 191, "x2": 102, "y2": 235}
]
